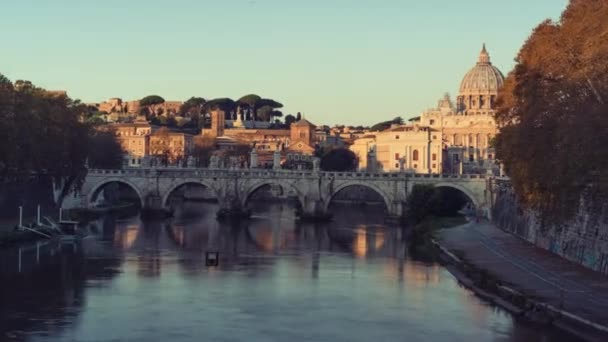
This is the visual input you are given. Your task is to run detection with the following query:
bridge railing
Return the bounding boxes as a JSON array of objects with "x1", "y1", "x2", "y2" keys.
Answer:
[{"x1": 87, "y1": 168, "x2": 489, "y2": 180}]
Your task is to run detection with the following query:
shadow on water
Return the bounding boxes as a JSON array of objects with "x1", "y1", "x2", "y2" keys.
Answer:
[{"x1": 0, "y1": 201, "x2": 581, "y2": 342}]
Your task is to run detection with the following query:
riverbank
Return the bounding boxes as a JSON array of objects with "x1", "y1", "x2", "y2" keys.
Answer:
[{"x1": 434, "y1": 220, "x2": 608, "y2": 342}]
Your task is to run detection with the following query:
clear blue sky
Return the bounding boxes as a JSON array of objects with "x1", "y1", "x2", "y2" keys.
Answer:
[{"x1": 1, "y1": 0, "x2": 567, "y2": 126}]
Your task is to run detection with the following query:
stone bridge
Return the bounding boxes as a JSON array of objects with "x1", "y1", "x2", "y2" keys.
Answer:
[{"x1": 61, "y1": 168, "x2": 495, "y2": 220}]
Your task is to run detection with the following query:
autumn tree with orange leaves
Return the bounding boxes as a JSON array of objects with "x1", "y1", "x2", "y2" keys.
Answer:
[{"x1": 495, "y1": 0, "x2": 608, "y2": 221}]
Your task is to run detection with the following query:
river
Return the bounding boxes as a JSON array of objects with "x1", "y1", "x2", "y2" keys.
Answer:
[{"x1": 0, "y1": 202, "x2": 580, "y2": 341}]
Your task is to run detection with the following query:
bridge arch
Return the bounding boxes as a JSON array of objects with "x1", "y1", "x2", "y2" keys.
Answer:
[
  {"x1": 162, "y1": 180, "x2": 219, "y2": 208},
  {"x1": 241, "y1": 180, "x2": 305, "y2": 210},
  {"x1": 432, "y1": 182, "x2": 481, "y2": 209},
  {"x1": 88, "y1": 178, "x2": 145, "y2": 208},
  {"x1": 324, "y1": 181, "x2": 392, "y2": 213}
]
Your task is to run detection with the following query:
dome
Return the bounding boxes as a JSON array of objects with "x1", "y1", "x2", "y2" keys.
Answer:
[{"x1": 459, "y1": 44, "x2": 505, "y2": 96}]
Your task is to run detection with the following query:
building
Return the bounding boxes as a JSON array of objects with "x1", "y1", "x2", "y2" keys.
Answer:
[
  {"x1": 109, "y1": 117, "x2": 193, "y2": 167},
  {"x1": 351, "y1": 44, "x2": 504, "y2": 174},
  {"x1": 287, "y1": 119, "x2": 317, "y2": 155},
  {"x1": 111, "y1": 119, "x2": 154, "y2": 167},
  {"x1": 149, "y1": 129, "x2": 194, "y2": 163}
]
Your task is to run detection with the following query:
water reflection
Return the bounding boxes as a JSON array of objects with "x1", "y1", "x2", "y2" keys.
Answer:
[{"x1": 0, "y1": 202, "x2": 581, "y2": 342}]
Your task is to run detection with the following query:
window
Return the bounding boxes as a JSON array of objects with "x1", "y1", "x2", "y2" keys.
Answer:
[
  {"x1": 469, "y1": 154, "x2": 474, "y2": 162},
  {"x1": 414, "y1": 164, "x2": 418, "y2": 169},
  {"x1": 395, "y1": 153, "x2": 400, "y2": 160},
  {"x1": 395, "y1": 135, "x2": 400, "y2": 139},
  {"x1": 432, "y1": 135, "x2": 437, "y2": 140},
  {"x1": 395, "y1": 163, "x2": 399, "y2": 168},
  {"x1": 432, "y1": 153, "x2": 437, "y2": 161},
  {"x1": 432, "y1": 164, "x2": 436, "y2": 169},
  {"x1": 300, "y1": 132, "x2": 306, "y2": 139},
  {"x1": 413, "y1": 150, "x2": 419, "y2": 161},
  {"x1": 488, "y1": 154, "x2": 493, "y2": 160},
  {"x1": 430, "y1": 119, "x2": 435, "y2": 125}
]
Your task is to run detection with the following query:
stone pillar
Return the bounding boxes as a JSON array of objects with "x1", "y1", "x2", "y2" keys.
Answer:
[
  {"x1": 249, "y1": 148, "x2": 258, "y2": 168},
  {"x1": 422, "y1": 146, "x2": 427, "y2": 172},
  {"x1": 459, "y1": 160, "x2": 464, "y2": 175},
  {"x1": 273, "y1": 150, "x2": 281, "y2": 170},
  {"x1": 366, "y1": 147, "x2": 377, "y2": 173},
  {"x1": 313, "y1": 157, "x2": 321, "y2": 173}
]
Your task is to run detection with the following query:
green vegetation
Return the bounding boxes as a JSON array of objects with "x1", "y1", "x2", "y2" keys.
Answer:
[
  {"x1": 139, "y1": 95, "x2": 165, "y2": 106},
  {"x1": 495, "y1": 0, "x2": 608, "y2": 222},
  {"x1": 284, "y1": 114, "x2": 296, "y2": 127},
  {"x1": 0, "y1": 73, "x2": 124, "y2": 203},
  {"x1": 319, "y1": 148, "x2": 358, "y2": 172},
  {"x1": 370, "y1": 116, "x2": 403, "y2": 132}
]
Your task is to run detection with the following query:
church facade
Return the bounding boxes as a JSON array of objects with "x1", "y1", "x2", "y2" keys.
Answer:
[{"x1": 351, "y1": 44, "x2": 504, "y2": 174}]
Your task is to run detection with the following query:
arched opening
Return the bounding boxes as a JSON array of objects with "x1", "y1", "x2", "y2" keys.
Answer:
[
  {"x1": 244, "y1": 183, "x2": 303, "y2": 220},
  {"x1": 163, "y1": 182, "x2": 218, "y2": 219},
  {"x1": 326, "y1": 184, "x2": 390, "y2": 224},
  {"x1": 89, "y1": 180, "x2": 143, "y2": 211},
  {"x1": 431, "y1": 186, "x2": 475, "y2": 218}
]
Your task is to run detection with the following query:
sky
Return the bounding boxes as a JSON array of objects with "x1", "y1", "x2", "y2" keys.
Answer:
[{"x1": 0, "y1": 0, "x2": 568, "y2": 126}]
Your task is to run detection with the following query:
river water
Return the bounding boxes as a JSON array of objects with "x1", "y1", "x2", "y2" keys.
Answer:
[{"x1": 0, "y1": 202, "x2": 579, "y2": 341}]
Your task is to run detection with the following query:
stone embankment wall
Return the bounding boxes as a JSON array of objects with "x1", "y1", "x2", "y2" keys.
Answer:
[{"x1": 493, "y1": 184, "x2": 608, "y2": 275}]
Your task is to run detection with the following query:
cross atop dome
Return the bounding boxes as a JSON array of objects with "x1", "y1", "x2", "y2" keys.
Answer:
[{"x1": 478, "y1": 43, "x2": 491, "y2": 65}]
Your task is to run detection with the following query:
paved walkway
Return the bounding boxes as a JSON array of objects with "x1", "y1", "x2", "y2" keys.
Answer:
[{"x1": 439, "y1": 221, "x2": 608, "y2": 327}]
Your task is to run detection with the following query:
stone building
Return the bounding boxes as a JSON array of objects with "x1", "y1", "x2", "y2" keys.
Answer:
[
  {"x1": 111, "y1": 119, "x2": 154, "y2": 167},
  {"x1": 287, "y1": 119, "x2": 316, "y2": 155},
  {"x1": 149, "y1": 129, "x2": 194, "y2": 164},
  {"x1": 351, "y1": 44, "x2": 504, "y2": 174},
  {"x1": 110, "y1": 118, "x2": 193, "y2": 167}
]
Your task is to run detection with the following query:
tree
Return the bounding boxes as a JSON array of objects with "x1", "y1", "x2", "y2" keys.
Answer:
[
  {"x1": 191, "y1": 136, "x2": 216, "y2": 167},
  {"x1": 370, "y1": 116, "x2": 403, "y2": 132},
  {"x1": 88, "y1": 129, "x2": 124, "y2": 169},
  {"x1": 205, "y1": 98, "x2": 236, "y2": 113},
  {"x1": 285, "y1": 114, "x2": 296, "y2": 127},
  {"x1": 320, "y1": 148, "x2": 358, "y2": 172},
  {"x1": 0, "y1": 76, "x2": 92, "y2": 203},
  {"x1": 237, "y1": 94, "x2": 261, "y2": 121},
  {"x1": 405, "y1": 185, "x2": 435, "y2": 224},
  {"x1": 256, "y1": 98, "x2": 283, "y2": 122},
  {"x1": 494, "y1": 0, "x2": 608, "y2": 221},
  {"x1": 140, "y1": 95, "x2": 165, "y2": 107},
  {"x1": 179, "y1": 97, "x2": 206, "y2": 128},
  {"x1": 256, "y1": 105, "x2": 274, "y2": 122}
]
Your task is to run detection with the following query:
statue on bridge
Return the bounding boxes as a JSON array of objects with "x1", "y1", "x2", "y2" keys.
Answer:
[
  {"x1": 313, "y1": 157, "x2": 320, "y2": 172},
  {"x1": 209, "y1": 155, "x2": 220, "y2": 169},
  {"x1": 187, "y1": 155, "x2": 195, "y2": 168}
]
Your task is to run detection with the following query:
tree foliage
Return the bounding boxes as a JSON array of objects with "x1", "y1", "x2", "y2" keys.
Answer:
[
  {"x1": 494, "y1": 0, "x2": 608, "y2": 221},
  {"x1": 88, "y1": 129, "x2": 124, "y2": 169},
  {"x1": 180, "y1": 97, "x2": 206, "y2": 116},
  {"x1": 205, "y1": 98, "x2": 235, "y2": 113},
  {"x1": 140, "y1": 95, "x2": 165, "y2": 106},
  {"x1": 284, "y1": 114, "x2": 296, "y2": 127},
  {"x1": 320, "y1": 148, "x2": 358, "y2": 172},
  {"x1": 370, "y1": 117, "x2": 403, "y2": 132},
  {"x1": 0, "y1": 73, "x2": 123, "y2": 203}
]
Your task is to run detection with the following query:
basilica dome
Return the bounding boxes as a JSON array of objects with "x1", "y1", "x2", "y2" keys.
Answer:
[
  {"x1": 457, "y1": 44, "x2": 504, "y2": 114},
  {"x1": 459, "y1": 44, "x2": 504, "y2": 96}
]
